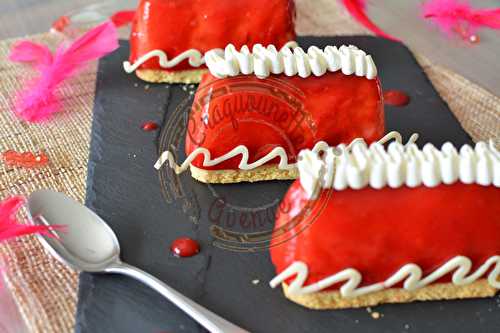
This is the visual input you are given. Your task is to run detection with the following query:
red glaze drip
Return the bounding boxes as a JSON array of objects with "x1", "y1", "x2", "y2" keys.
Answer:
[
  {"x1": 170, "y1": 238, "x2": 200, "y2": 258},
  {"x1": 271, "y1": 181, "x2": 500, "y2": 290},
  {"x1": 141, "y1": 121, "x2": 159, "y2": 131},
  {"x1": 2, "y1": 150, "x2": 49, "y2": 168},
  {"x1": 129, "y1": 0, "x2": 295, "y2": 71},
  {"x1": 185, "y1": 73, "x2": 384, "y2": 170},
  {"x1": 383, "y1": 90, "x2": 410, "y2": 107}
]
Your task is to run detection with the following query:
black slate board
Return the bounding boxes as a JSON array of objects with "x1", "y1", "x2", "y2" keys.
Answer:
[{"x1": 76, "y1": 37, "x2": 499, "y2": 333}]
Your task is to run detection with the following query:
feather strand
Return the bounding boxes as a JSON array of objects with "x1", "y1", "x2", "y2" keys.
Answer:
[
  {"x1": 340, "y1": 0, "x2": 400, "y2": 41},
  {"x1": 0, "y1": 196, "x2": 61, "y2": 242},
  {"x1": 422, "y1": 0, "x2": 500, "y2": 38}
]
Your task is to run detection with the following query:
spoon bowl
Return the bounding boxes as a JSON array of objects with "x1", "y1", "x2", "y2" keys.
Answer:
[
  {"x1": 27, "y1": 189, "x2": 247, "y2": 333},
  {"x1": 27, "y1": 189, "x2": 120, "y2": 272}
]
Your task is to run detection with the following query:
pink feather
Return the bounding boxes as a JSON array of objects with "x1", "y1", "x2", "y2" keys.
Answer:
[
  {"x1": 0, "y1": 196, "x2": 60, "y2": 242},
  {"x1": 340, "y1": 0, "x2": 400, "y2": 41},
  {"x1": 422, "y1": 0, "x2": 500, "y2": 37},
  {"x1": 470, "y1": 8, "x2": 500, "y2": 29},
  {"x1": 9, "y1": 41, "x2": 53, "y2": 69},
  {"x1": 9, "y1": 22, "x2": 119, "y2": 122}
]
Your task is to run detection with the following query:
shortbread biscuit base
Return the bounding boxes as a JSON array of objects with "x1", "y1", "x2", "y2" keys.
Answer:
[
  {"x1": 282, "y1": 280, "x2": 498, "y2": 310},
  {"x1": 136, "y1": 69, "x2": 207, "y2": 84},
  {"x1": 190, "y1": 164, "x2": 299, "y2": 183}
]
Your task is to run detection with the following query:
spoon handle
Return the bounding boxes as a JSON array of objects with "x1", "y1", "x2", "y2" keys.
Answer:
[{"x1": 105, "y1": 262, "x2": 249, "y2": 333}]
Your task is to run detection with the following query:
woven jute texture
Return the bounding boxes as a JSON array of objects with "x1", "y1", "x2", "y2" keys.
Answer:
[{"x1": 0, "y1": 1, "x2": 498, "y2": 332}]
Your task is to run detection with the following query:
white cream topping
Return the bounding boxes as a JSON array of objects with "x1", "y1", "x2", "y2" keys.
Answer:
[
  {"x1": 205, "y1": 44, "x2": 377, "y2": 79},
  {"x1": 269, "y1": 256, "x2": 500, "y2": 297},
  {"x1": 154, "y1": 131, "x2": 417, "y2": 174},
  {"x1": 122, "y1": 41, "x2": 299, "y2": 74},
  {"x1": 298, "y1": 140, "x2": 500, "y2": 199}
]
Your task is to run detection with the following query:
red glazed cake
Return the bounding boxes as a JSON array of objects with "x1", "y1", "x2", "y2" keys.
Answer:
[
  {"x1": 123, "y1": 0, "x2": 296, "y2": 83},
  {"x1": 155, "y1": 44, "x2": 385, "y2": 183},
  {"x1": 269, "y1": 139, "x2": 500, "y2": 309}
]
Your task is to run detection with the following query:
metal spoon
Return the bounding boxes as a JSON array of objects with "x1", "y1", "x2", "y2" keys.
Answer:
[{"x1": 27, "y1": 189, "x2": 248, "y2": 333}]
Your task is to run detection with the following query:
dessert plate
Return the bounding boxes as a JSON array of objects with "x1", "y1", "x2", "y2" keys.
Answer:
[{"x1": 76, "y1": 37, "x2": 498, "y2": 333}]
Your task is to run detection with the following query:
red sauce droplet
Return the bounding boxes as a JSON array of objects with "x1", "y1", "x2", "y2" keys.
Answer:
[
  {"x1": 383, "y1": 90, "x2": 410, "y2": 107},
  {"x1": 141, "y1": 121, "x2": 159, "y2": 131},
  {"x1": 51, "y1": 16, "x2": 70, "y2": 32},
  {"x1": 170, "y1": 238, "x2": 200, "y2": 257},
  {"x1": 2, "y1": 150, "x2": 49, "y2": 168}
]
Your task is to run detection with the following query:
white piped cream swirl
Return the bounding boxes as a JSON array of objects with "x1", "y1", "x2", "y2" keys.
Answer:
[
  {"x1": 298, "y1": 140, "x2": 500, "y2": 199},
  {"x1": 205, "y1": 44, "x2": 377, "y2": 79}
]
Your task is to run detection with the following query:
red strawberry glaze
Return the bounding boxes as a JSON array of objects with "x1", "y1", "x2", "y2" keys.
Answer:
[
  {"x1": 129, "y1": 0, "x2": 296, "y2": 71},
  {"x1": 185, "y1": 72, "x2": 384, "y2": 170},
  {"x1": 270, "y1": 181, "x2": 500, "y2": 290}
]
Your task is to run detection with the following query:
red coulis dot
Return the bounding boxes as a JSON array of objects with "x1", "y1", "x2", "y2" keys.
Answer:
[
  {"x1": 383, "y1": 90, "x2": 410, "y2": 107},
  {"x1": 170, "y1": 238, "x2": 200, "y2": 257},
  {"x1": 141, "y1": 121, "x2": 159, "y2": 131}
]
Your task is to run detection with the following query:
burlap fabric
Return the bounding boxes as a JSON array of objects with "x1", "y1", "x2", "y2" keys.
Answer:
[{"x1": 0, "y1": 1, "x2": 498, "y2": 332}]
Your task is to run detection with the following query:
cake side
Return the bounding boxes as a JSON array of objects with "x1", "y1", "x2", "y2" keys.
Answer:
[
  {"x1": 175, "y1": 43, "x2": 384, "y2": 182},
  {"x1": 136, "y1": 69, "x2": 208, "y2": 84},
  {"x1": 126, "y1": 0, "x2": 296, "y2": 81},
  {"x1": 189, "y1": 164, "x2": 298, "y2": 183},
  {"x1": 281, "y1": 280, "x2": 498, "y2": 310},
  {"x1": 269, "y1": 141, "x2": 500, "y2": 309}
]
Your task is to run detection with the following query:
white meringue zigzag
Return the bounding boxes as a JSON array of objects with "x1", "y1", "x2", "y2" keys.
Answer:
[
  {"x1": 154, "y1": 131, "x2": 417, "y2": 174},
  {"x1": 269, "y1": 256, "x2": 500, "y2": 297},
  {"x1": 123, "y1": 41, "x2": 298, "y2": 74}
]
